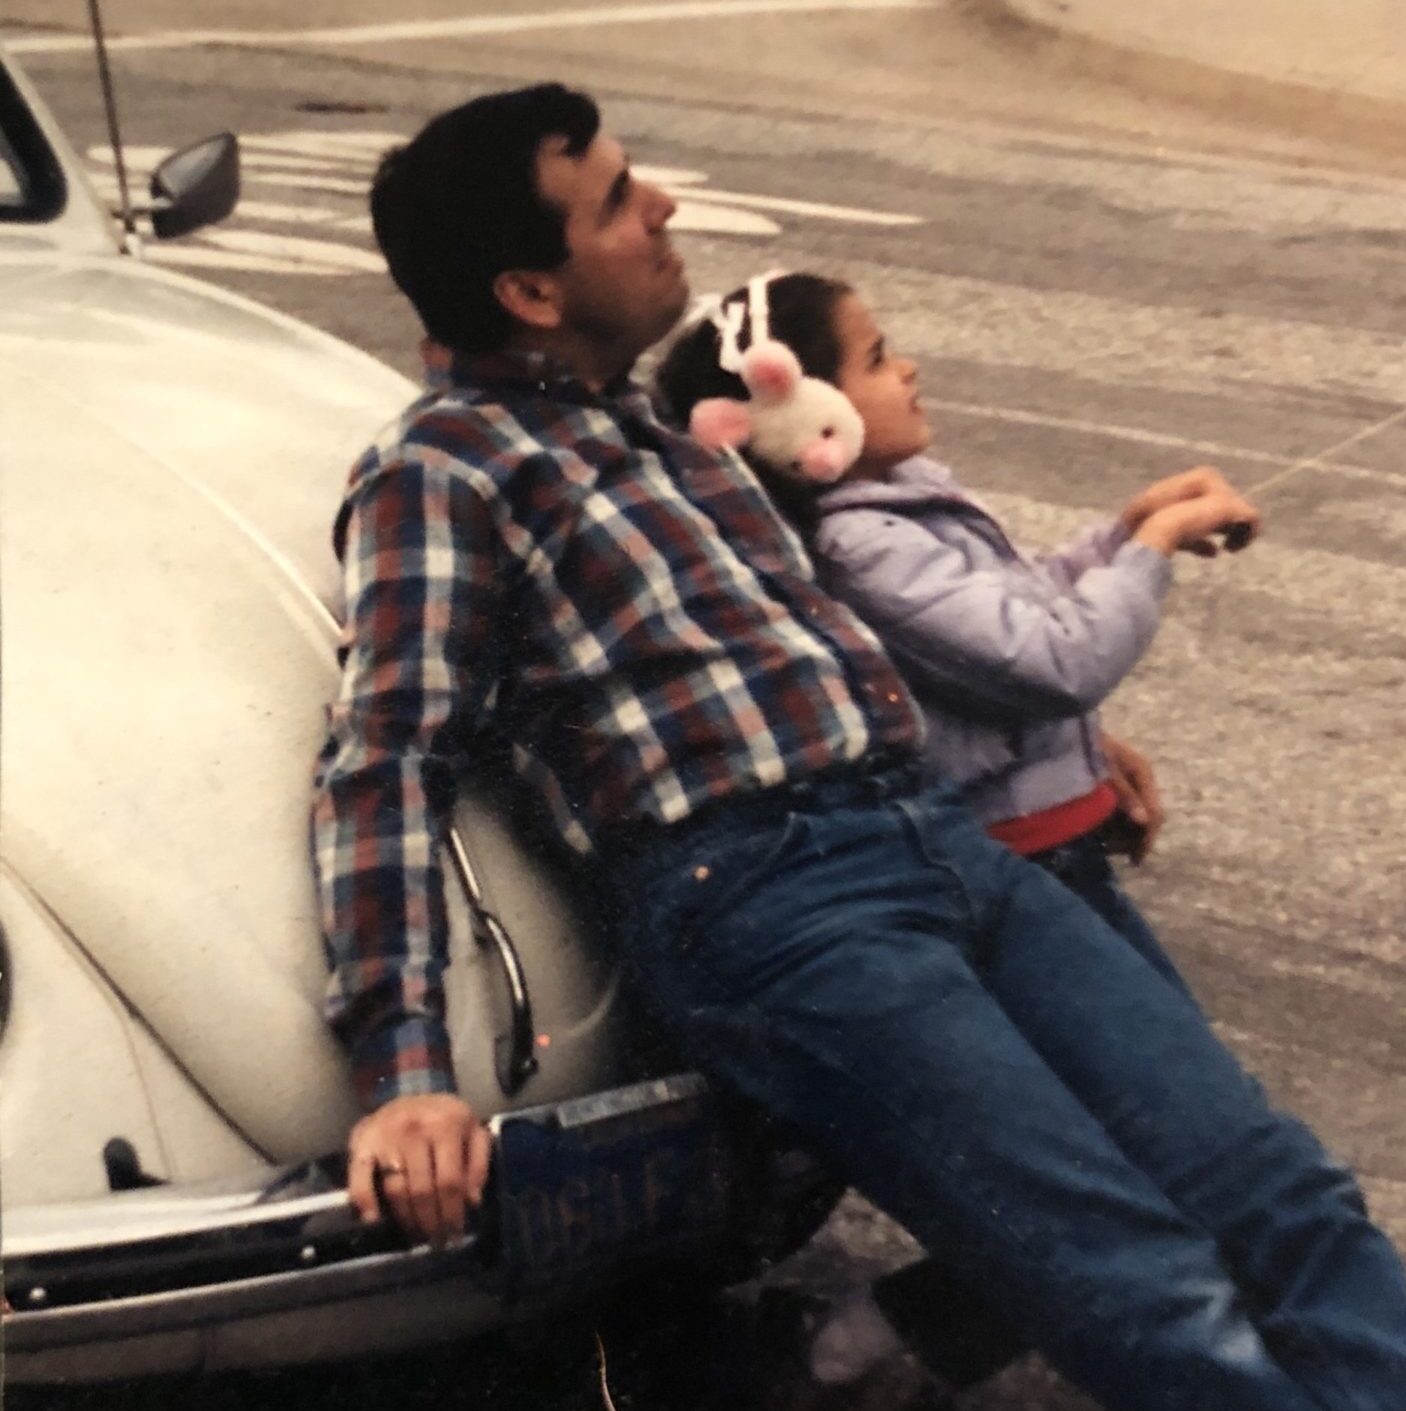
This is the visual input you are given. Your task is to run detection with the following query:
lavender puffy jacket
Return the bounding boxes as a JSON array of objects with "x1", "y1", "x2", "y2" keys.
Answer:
[{"x1": 813, "y1": 457, "x2": 1173, "y2": 825}]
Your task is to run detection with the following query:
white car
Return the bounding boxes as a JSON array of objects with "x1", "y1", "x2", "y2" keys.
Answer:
[{"x1": 0, "y1": 40, "x2": 833, "y2": 1384}]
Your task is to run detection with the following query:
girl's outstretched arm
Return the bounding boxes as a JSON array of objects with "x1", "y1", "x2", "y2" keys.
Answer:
[{"x1": 818, "y1": 508, "x2": 1172, "y2": 721}]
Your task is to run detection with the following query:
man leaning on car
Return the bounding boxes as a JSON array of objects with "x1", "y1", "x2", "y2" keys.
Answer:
[{"x1": 311, "y1": 83, "x2": 1406, "y2": 1411}]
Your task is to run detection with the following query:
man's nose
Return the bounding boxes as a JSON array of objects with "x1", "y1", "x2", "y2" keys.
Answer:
[{"x1": 644, "y1": 182, "x2": 677, "y2": 228}]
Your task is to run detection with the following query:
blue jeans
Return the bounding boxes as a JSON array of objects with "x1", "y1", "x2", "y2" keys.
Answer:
[
  {"x1": 601, "y1": 767, "x2": 1406, "y2": 1411},
  {"x1": 1030, "y1": 828, "x2": 1197, "y2": 1002},
  {"x1": 867, "y1": 828, "x2": 1200, "y2": 1388}
]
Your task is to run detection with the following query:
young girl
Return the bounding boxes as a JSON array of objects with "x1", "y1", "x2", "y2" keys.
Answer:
[
  {"x1": 648, "y1": 274, "x2": 1406, "y2": 1409},
  {"x1": 656, "y1": 271, "x2": 1259, "y2": 1000}
]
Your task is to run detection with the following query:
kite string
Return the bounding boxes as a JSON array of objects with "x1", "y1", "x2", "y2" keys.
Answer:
[{"x1": 1197, "y1": 402, "x2": 1406, "y2": 649}]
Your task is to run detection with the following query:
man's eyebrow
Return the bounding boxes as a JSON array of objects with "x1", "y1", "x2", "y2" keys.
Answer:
[{"x1": 869, "y1": 336, "x2": 886, "y2": 363}]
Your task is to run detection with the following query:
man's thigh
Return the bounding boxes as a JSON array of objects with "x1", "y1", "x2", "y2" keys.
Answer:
[
  {"x1": 613, "y1": 800, "x2": 1217, "y2": 1272},
  {"x1": 897, "y1": 788, "x2": 1331, "y2": 1209}
]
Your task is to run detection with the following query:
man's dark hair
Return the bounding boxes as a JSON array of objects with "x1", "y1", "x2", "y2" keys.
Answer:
[
  {"x1": 371, "y1": 84, "x2": 600, "y2": 355},
  {"x1": 654, "y1": 273, "x2": 853, "y2": 527}
]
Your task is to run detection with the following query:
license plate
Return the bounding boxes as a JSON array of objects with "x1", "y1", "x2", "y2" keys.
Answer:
[{"x1": 491, "y1": 1076, "x2": 736, "y2": 1289}]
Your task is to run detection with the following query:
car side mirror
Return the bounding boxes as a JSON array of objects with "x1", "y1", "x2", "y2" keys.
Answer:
[{"x1": 147, "y1": 132, "x2": 239, "y2": 240}]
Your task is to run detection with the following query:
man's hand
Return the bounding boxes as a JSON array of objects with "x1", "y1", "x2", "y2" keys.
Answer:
[
  {"x1": 1101, "y1": 732, "x2": 1164, "y2": 865},
  {"x1": 346, "y1": 1093, "x2": 492, "y2": 1246},
  {"x1": 1118, "y1": 465, "x2": 1236, "y2": 533}
]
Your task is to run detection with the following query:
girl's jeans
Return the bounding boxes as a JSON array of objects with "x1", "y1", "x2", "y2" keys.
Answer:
[{"x1": 601, "y1": 766, "x2": 1406, "y2": 1411}]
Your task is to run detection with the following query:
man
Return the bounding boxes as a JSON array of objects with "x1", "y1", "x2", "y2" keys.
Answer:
[{"x1": 312, "y1": 83, "x2": 1406, "y2": 1410}]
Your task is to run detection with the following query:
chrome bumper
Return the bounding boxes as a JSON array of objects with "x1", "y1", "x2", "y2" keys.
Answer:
[{"x1": 3, "y1": 1073, "x2": 737, "y2": 1380}]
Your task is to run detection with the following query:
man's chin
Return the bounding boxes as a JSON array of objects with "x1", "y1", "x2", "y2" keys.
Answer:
[
  {"x1": 655, "y1": 278, "x2": 692, "y2": 341},
  {"x1": 666, "y1": 270, "x2": 691, "y2": 317}
]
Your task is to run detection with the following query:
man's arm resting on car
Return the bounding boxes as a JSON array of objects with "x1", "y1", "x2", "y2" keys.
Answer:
[{"x1": 312, "y1": 455, "x2": 503, "y2": 1243}]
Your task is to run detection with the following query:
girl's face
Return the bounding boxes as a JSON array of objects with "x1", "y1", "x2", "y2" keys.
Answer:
[{"x1": 832, "y1": 294, "x2": 931, "y2": 477}]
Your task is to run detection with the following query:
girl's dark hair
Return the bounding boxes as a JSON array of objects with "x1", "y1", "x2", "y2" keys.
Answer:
[
  {"x1": 654, "y1": 273, "x2": 852, "y2": 527},
  {"x1": 371, "y1": 84, "x2": 599, "y2": 355}
]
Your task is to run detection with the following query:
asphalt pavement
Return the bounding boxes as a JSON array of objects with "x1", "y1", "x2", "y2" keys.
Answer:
[{"x1": 7, "y1": 2, "x2": 1406, "y2": 1407}]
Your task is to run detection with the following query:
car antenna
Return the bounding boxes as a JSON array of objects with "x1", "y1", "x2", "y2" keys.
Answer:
[{"x1": 86, "y1": 0, "x2": 140, "y2": 254}]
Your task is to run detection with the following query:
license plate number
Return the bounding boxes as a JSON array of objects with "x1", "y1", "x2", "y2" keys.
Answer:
[{"x1": 493, "y1": 1085, "x2": 735, "y2": 1286}]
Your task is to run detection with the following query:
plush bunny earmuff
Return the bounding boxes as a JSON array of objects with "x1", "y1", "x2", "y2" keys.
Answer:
[{"x1": 688, "y1": 274, "x2": 865, "y2": 485}]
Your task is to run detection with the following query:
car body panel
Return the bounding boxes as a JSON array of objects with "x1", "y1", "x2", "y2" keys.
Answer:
[{"x1": 0, "y1": 869, "x2": 179, "y2": 1204}]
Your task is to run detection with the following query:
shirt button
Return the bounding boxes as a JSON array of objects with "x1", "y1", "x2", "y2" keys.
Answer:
[
  {"x1": 694, "y1": 865, "x2": 711, "y2": 882},
  {"x1": 887, "y1": 692, "x2": 900, "y2": 703}
]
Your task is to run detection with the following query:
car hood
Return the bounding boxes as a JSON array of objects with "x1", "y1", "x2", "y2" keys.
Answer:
[
  {"x1": 0, "y1": 252, "x2": 415, "y2": 1158},
  {"x1": 0, "y1": 252, "x2": 414, "y2": 611}
]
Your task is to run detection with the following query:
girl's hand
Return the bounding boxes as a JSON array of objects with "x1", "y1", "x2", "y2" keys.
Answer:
[
  {"x1": 1119, "y1": 465, "x2": 1235, "y2": 533},
  {"x1": 1101, "y1": 732, "x2": 1164, "y2": 865},
  {"x1": 1133, "y1": 489, "x2": 1261, "y2": 557}
]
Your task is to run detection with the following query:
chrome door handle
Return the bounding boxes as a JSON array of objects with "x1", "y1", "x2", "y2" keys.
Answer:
[{"x1": 446, "y1": 828, "x2": 538, "y2": 1096}]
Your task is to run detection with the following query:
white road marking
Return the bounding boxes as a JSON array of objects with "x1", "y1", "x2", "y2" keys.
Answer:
[
  {"x1": 1243, "y1": 405, "x2": 1406, "y2": 497},
  {"x1": 630, "y1": 166, "x2": 709, "y2": 186},
  {"x1": 240, "y1": 172, "x2": 370, "y2": 195},
  {"x1": 671, "y1": 200, "x2": 780, "y2": 236},
  {"x1": 88, "y1": 142, "x2": 367, "y2": 177},
  {"x1": 89, "y1": 175, "x2": 336, "y2": 226},
  {"x1": 923, "y1": 396, "x2": 1404, "y2": 488},
  {"x1": 86, "y1": 132, "x2": 922, "y2": 273},
  {"x1": 672, "y1": 184, "x2": 923, "y2": 225},
  {"x1": 219, "y1": 199, "x2": 341, "y2": 225},
  {"x1": 240, "y1": 151, "x2": 370, "y2": 174},
  {"x1": 11, "y1": 0, "x2": 947, "y2": 55},
  {"x1": 239, "y1": 132, "x2": 405, "y2": 154}
]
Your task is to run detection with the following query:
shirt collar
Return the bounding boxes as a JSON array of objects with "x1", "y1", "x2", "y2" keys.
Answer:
[{"x1": 421, "y1": 339, "x2": 642, "y2": 405}]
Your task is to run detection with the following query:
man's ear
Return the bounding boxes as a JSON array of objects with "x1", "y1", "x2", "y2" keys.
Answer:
[{"x1": 492, "y1": 269, "x2": 564, "y2": 332}]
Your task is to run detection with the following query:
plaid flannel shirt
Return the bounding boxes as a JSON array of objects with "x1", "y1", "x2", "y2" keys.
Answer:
[{"x1": 312, "y1": 347, "x2": 923, "y2": 1110}]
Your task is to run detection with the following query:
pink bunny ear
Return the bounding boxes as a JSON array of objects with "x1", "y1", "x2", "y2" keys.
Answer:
[
  {"x1": 690, "y1": 397, "x2": 753, "y2": 449},
  {"x1": 740, "y1": 339, "x2": 802, "y2": 402}
]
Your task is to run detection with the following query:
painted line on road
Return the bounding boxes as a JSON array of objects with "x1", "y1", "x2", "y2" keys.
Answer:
[
  {"x1": 671, "y1": 200, "x2": 779, "y2": 235},
  {"x1": 924, "y1": 396, "x2": 1406, "y2": 490},
  {"x1": 10, "y1": 0, "x2": 948, "y2": 55},
  {"x1": 1243, "y1": 406, "x2": 1406, "y2": 497},
  {"x1": 677, "y1": 186, "x2": 922, "y2": 225},
  {"x1": 90, "y1": 143, "x2": 364, "y2": 176},
  {"x1": 84, "y1": 132, "x2": 923, "y2": 269},
  {"x1": 239, "y1": 172, "x2": 370, "y2": 195}
]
